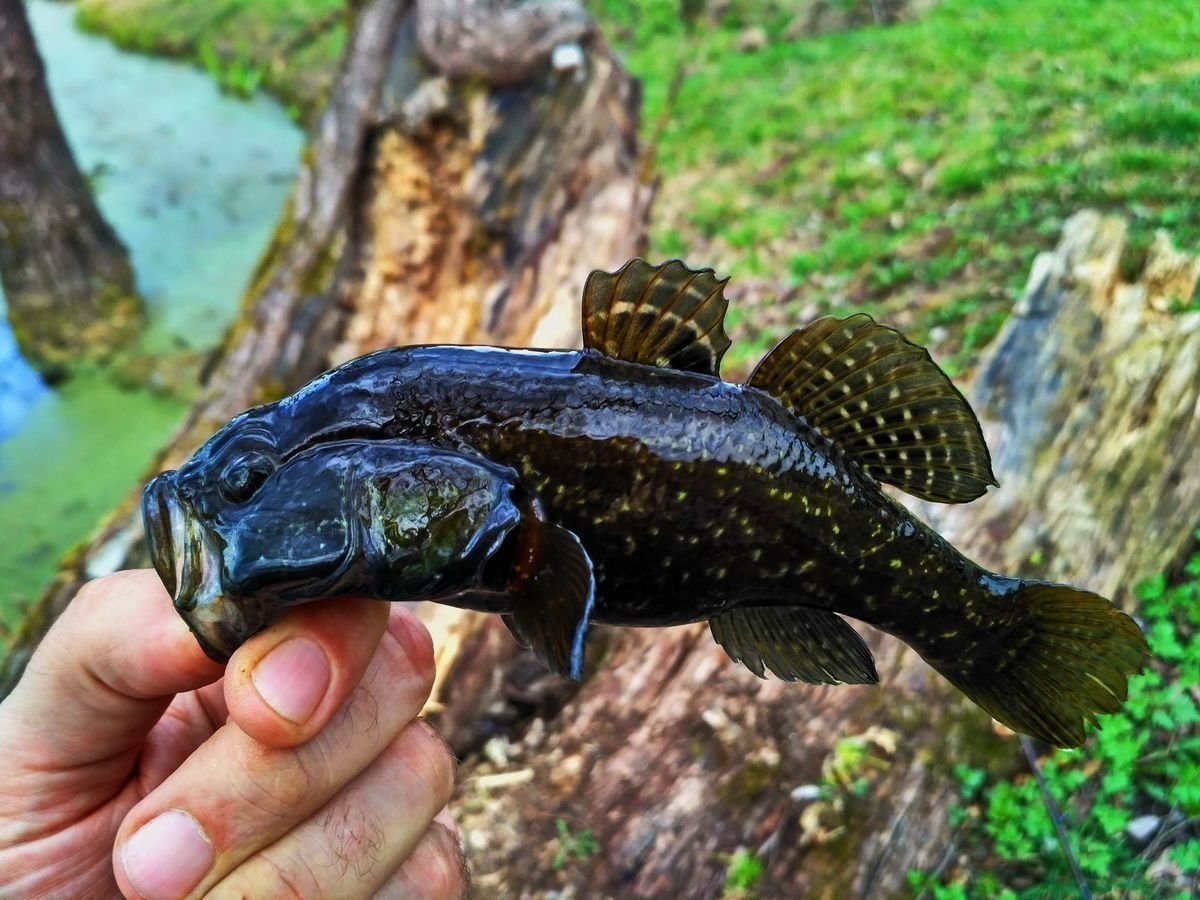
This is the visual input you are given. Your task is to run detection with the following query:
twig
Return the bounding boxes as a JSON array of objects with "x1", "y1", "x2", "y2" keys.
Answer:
[
  {"x1": 638, "y1": 17, "x2": 690, "y2": 185},
  {"x1": 1020, "y1": 735, "x2": 1091, "y2": 900}
]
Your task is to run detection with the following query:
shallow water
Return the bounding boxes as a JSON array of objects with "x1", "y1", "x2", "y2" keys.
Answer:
[{"x1": 0, "y1": 1, "x2": 303, "y2": 624}]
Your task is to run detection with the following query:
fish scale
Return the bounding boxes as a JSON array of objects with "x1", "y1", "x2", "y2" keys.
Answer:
[{"x1": 143, "y1": 258, "x2": 1149, "y2": 748}]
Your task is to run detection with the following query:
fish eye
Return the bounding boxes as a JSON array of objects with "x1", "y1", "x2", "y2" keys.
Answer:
[{"x1": 219, "y1": 451, "x2": 275, "y2": 504}]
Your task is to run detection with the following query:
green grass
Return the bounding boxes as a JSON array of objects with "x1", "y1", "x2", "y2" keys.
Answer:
[
  {"x1": 75, "y1": 0, "x2": 346, "y2": 119},
  {"x1": 908, "y1": 535, "x2": 1200, "y2": 898},
  {"x1": 591, "y1": 0, "x2": 1200, "y2": 370}
]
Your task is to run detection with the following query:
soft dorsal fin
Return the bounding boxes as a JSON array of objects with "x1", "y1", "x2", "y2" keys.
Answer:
[
  {"x1": 582, "y1": 258, "x2": 732, "y2": 375},
  {"x1": 710, "y1": 606, "x2": 878, "y2": 685},
  {"x1": 748, "y1": 315, "x2": 996, "y2": 503}
]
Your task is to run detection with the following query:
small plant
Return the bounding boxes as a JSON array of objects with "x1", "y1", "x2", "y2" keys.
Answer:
[
  {"x1": 722, "y1": 847, "x2": 764, "y2": 897},
  {"x1": 551, "y1": 817, "x2": 599, "y2": 871},
  {"x1": 198, "y1": 41, "x2": 265, "y2": 99},
  {"x1": 822, "y1": 726, "x2": 896, "y2": 799}
]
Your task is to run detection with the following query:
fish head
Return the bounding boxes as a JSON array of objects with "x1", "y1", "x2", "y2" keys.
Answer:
[{"x1": 143, "y1": 430, "x2": 520, "y2": 662}]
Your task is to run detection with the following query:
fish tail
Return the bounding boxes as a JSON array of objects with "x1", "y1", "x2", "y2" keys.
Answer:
[{"x1": 931, "y1": 581, "x2": 1148, "y2": 747}]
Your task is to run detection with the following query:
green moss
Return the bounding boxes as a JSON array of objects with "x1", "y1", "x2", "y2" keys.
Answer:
[{"x1": 718, "y1": 757, "x2": 780, "y2": 809}]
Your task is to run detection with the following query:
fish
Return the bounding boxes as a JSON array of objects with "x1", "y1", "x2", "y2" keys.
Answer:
[{"x1": 142, "y1": 258, "x2": 1148, "y2": 748}]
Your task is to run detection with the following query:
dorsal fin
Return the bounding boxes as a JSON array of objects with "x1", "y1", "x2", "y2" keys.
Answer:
[
  {"x1": 748, "y1": 315, "x2": 996, "y2": 503},
  {"x1": 581, "y1": 258, "x2": 732, "y2": 376}
]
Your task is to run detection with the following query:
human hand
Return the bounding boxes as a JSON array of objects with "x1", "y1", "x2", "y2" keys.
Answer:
[{"x1": 0, "y1": 569, "x2": 466, "y2": 898}]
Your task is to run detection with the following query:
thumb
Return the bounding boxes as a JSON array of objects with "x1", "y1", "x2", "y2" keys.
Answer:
[{"x1": 0, "y1": 569, "x2": 223, "y2": 778}]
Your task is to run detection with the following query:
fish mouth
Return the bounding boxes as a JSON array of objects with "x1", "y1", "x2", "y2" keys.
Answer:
[
  {"x1": 141, "y1": 473, "x2": 269, "y2": 663},
  {"x1": 143, "y1": 474, "x2": 179, "y2": 599}
]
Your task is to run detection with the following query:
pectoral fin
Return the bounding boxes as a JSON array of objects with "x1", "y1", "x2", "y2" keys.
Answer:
[
  {"x1": 503, "y1": 514, "x2": 596, "y2": 681},
  {"x1": 710, "y1": 606, "x2": 878, "y2": 684}
]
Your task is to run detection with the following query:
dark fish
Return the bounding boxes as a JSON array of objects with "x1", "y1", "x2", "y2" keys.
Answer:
[{"x1": 142, "y1": 259, "x2": 1148, "y2": 747}]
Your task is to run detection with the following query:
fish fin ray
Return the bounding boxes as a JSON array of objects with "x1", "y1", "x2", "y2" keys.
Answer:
[
  {"x1": 506, "y1": 516, "x2": 596, "y2": 681},
  {"x1": 582, "y1": 258, "x2": 732, "y2": 376},
  {"x1": 929, "y1": 582, "x2": 1148, "y2": 747},
  {"x1": 500, "y1": 614, "x2": 530, "y2": 649},
  {"x1": 747, "y1": 315, "x2": 996, "y2": 503},
  {"x1": 710, "y1": 606, "x2": 878, "y2": 684}
]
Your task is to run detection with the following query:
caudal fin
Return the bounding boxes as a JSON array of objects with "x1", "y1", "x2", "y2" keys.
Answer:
[{"x1": 934, "y1": 583, "x2": 1148, "y2": 747}]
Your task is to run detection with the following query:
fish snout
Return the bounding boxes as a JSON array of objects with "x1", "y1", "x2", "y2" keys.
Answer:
[{"x1": 141, "y1": 471, "x2": 268, "y2": 663}]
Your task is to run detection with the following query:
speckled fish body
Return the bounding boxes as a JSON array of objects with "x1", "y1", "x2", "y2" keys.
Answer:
[
  {"x1": 144, "y1": 259, "x2": 1147, "y2": 747},
  {"x1": 225, "y1": 344, "x2": 964, "y2": 640}
]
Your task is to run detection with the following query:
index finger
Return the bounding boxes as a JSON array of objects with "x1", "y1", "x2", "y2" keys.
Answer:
[
  {"x1": 222, "y1": 597, "x2": 390, "y2": 748},
  {"x1": 0, "y1": 569, "x2": 224, "y2": 772}
]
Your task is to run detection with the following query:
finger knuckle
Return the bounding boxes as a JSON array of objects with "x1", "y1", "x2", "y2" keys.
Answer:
[
  {"x1": 400, "y1": 722, "x2": 457, "y2": 804},
  {"x1": 381, "y1": 611, "x2": 436, "y2": 699},
  {"x1": 319, "y1": 792, "x2": 387, "y2": 882},
  {"x1": 423, "y1": 828, "x2": 469, "y2": 900},
  {"x1": 235, "y1": 741, "x2": 319, "y2": 818},
  {"x1": 215, "y1": 849, "x2": 321, "y2": 900},
  {"x1": 70, "y1": 576, "x2": 108, "y2": 619}
]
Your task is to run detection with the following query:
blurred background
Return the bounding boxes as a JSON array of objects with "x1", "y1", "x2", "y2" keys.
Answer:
[{"x1": 1, "y1": 0, "x2": 1198, "y2": 895}]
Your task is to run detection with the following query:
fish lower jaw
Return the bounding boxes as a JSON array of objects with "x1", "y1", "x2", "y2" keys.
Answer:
[
  {"x1": 176, "y1": 586, "x2": 259, "y2": 663},
  {"x1": 174, "y1": 510, "x2": 265, "y2": 663}
]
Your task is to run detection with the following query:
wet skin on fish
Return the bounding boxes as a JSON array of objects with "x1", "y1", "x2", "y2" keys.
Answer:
[{"x1": 143, "y1": 259, "x2": 1148, "y2": 748}]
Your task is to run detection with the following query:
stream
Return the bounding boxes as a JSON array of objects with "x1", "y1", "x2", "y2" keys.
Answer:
[{"x1": 0, "y1": 1, "x2": 303, "y2": 626}]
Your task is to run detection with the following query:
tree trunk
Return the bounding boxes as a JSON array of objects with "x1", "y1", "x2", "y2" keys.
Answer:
[
  {"x1": 0, "y1": 0, "x2": 141, "y2": 379},
  {"x1": 1, "y1": 0, "x2": 649, "y2": 687}
]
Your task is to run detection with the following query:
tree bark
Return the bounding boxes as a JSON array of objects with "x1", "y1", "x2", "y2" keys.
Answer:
[{"x1": 0, "y1": 0, "x2": 142, "y2": 379}]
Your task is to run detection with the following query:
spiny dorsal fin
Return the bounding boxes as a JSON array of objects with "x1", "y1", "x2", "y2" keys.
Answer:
[
  {"x1": 710, "y1": 606, "x2": 878, "y2": 684},
  {"x1": 582, "y1": 258, "x2": 732, "y2": 376},
  {"x1": 748, "y1": 315, "x2": 996, "y2": 503}
]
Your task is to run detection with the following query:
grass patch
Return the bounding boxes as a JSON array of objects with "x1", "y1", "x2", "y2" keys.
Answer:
[
  {"x1": 74, "y1": 0, "x2": 1200, "y2": 370},
  {"x1": 550, "y1": 817, "x2": 600, "y2": 870},
  {"x1": 75, "y1": 0, "x2": 346, "y2": 119},
  {"x1": 722, "y1": 846, "x2": 765, "y2": 898},
  {"x1": 590, "y1": 0, "x2": 1200, "y2": 369}
]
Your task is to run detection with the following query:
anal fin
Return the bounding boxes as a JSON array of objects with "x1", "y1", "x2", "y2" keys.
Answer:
[
  {"x1": 710, "y1": 606, "x2": 878, "y2": 685},
  {"x1": 748, "y1": 315, "x2": 996, "y2": 503},
  {"x1": 504, "y1": 514, "x2": 596, "y2": 681}
]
